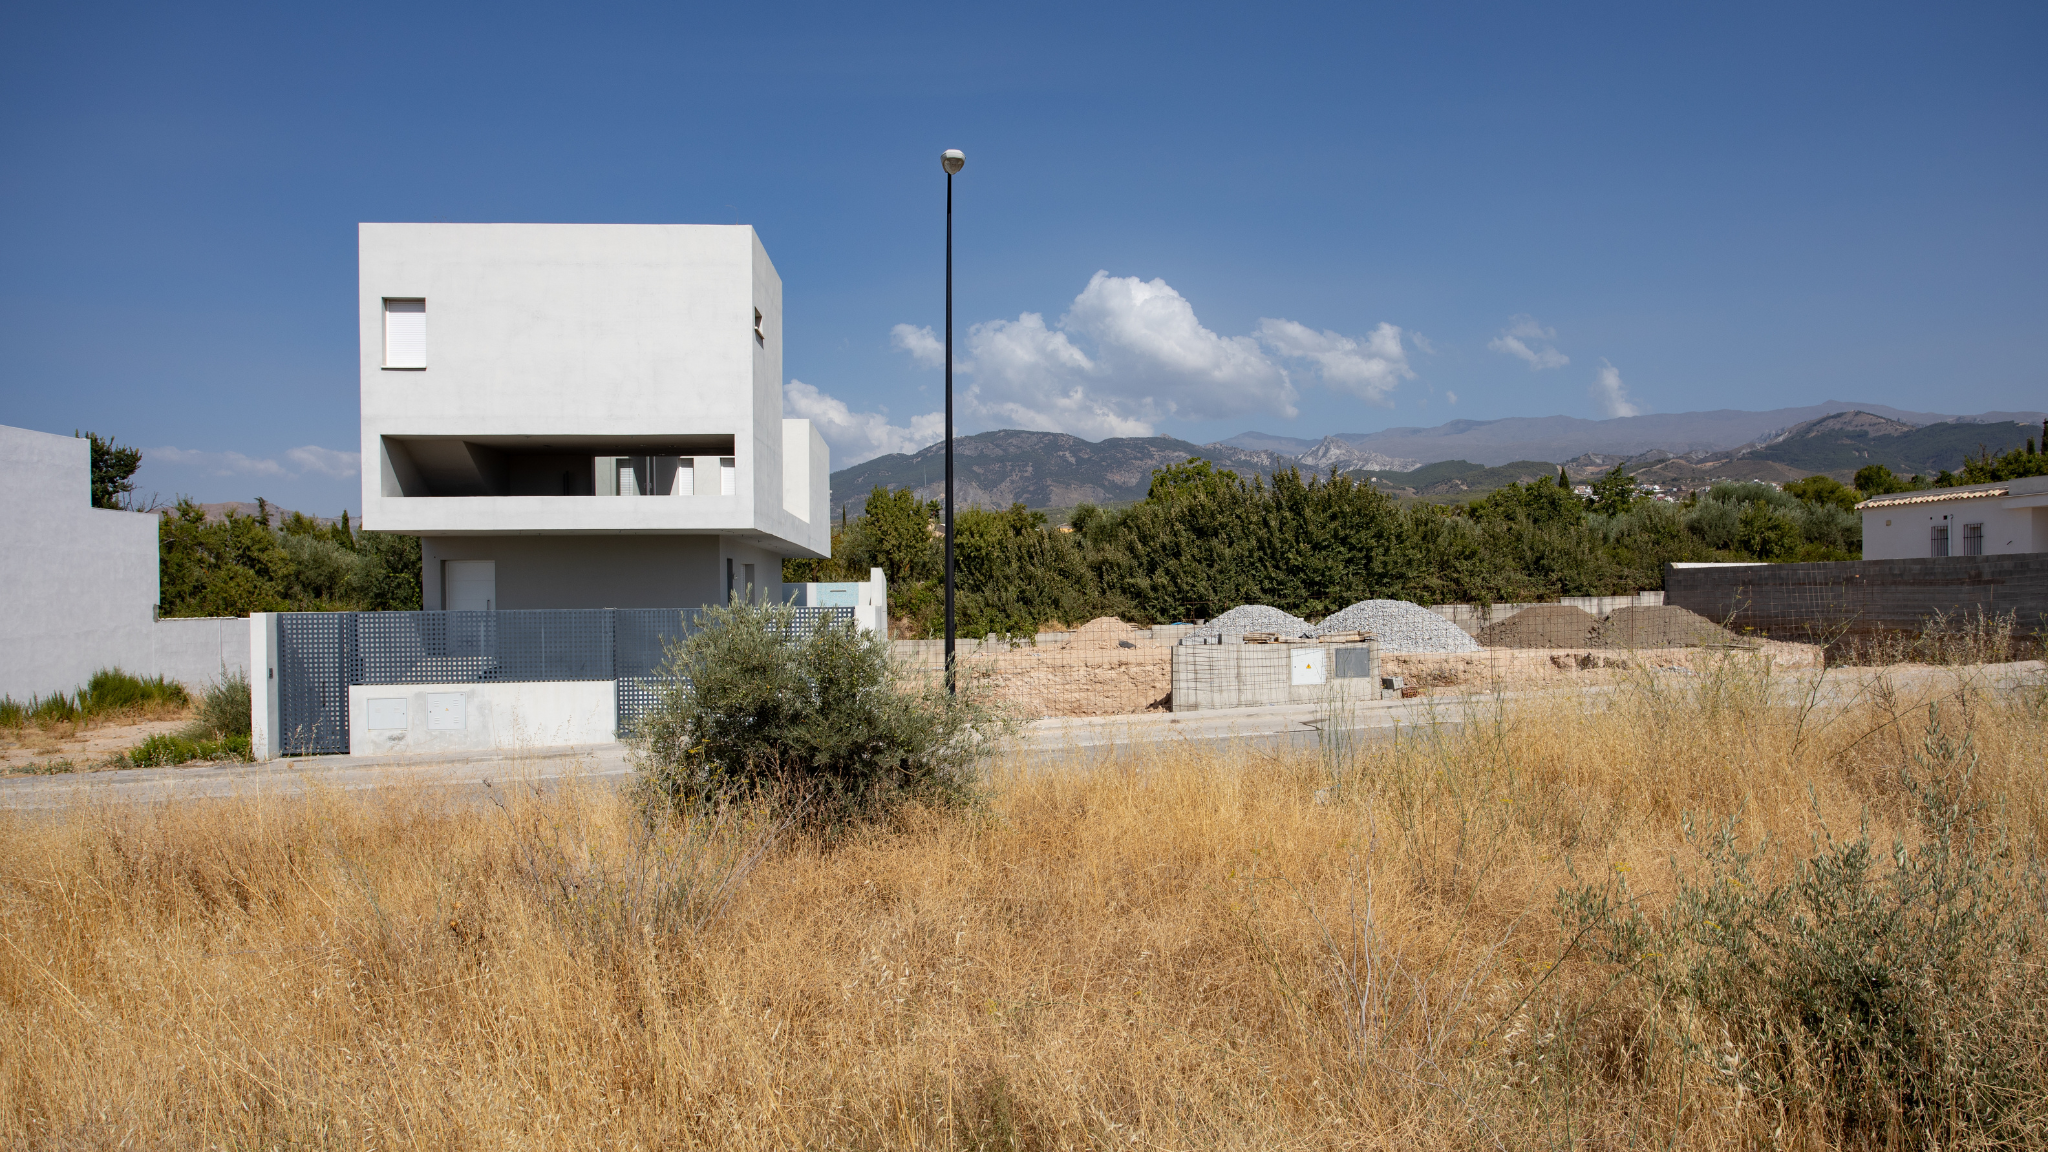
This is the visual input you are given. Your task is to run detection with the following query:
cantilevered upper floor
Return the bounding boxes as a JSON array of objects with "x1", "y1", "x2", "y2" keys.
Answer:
[{"x1": 356, "y1": 223, "x2": 827, "y2": 554}]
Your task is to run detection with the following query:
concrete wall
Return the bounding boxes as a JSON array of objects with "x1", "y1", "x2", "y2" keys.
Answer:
[
  {"x1": 357, "y1": 223, "x2": 827, "y2": 557},
  {"x1": 152, "y1": 617, "x2": 250, "y2": 688},
  {"x1": 779, "y1": 567, "x2": 888, "y2": 633},
  {"x1": 349, "y1": 680, "x2": 616, "y2": 756},
  {"x1": 0, "y1": 424, "x2": 161, "y2": 700},
  {"x1": 1664, "y1": 553, "x2": 2048, "y2": 641},
  {"x1": 1860, "y1": 477, "x2": 2048, "y2": 560},
  {"x1": 1171, "y1": 642, "x2": 1380, "y2": 711}
]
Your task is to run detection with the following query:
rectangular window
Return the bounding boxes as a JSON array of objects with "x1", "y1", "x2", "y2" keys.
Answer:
[
  {"x1": 743, "y1": 563, "x2": 756, "y2": 604},
  {"x1": 1963, "y1": 523, "x2": 1984, "y2": 556},
  {"x1": 673, "y1": 458, "x2": 695, "y2": 496},
  {"x1": 720, "y1": 456, "x2": 736, "y2": 496},
  {"x1": 1931, "y1": 524, "x2": 1949, "y2": 557},
  {"x1": 383, "y1": 299, "x2": 426, "y2": 368}
]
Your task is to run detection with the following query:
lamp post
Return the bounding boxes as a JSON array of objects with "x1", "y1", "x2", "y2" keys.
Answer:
[{"x1": 940, "y1": 148, "x2": 964, "y2": 694}]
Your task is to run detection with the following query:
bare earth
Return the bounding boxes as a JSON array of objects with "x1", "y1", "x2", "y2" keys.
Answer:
[{"x1": 1, "y1": 711, "x2": 191, "y2": 775}]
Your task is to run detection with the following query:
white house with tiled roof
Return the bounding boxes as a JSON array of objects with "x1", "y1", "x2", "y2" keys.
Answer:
[{"x1": 1857, "y1": 475, "x2": 2048, "y2": 559}]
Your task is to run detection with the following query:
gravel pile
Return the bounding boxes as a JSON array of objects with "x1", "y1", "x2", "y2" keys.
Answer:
[
  {"x1": 1188, "y1": 604, "x2": 1314, "y2": 641},
  {"x1": 1314, "y1": 600, "x2": 1483, "y2": 653}
]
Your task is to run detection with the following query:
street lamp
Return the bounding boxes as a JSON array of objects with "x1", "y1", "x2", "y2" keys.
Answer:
[{"x1": 940, "y1": 149, "x2": 964, "y2": 693}]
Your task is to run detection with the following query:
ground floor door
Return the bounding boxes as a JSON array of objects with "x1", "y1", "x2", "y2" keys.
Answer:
[{"x1": 445, "y1": 560, "x2": 496, "y2": 611}]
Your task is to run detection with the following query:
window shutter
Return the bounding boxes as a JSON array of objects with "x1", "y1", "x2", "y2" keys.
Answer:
[
  {"x1": 674, "y1": 458, "x2": 695, "y2": 496},
  {"x1": 384, "y1": 299, "x2": 426, "y2": 368},
  {"x1": 720, "y1": 457, "x2": 736, "y2": 496}
]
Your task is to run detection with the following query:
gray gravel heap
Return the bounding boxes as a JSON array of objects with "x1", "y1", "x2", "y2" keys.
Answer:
[
  {"x1": 1188, "y1": 604, "x2": 1314, "y2": 641},
  {"x1": 1314, "y1": 599, "x2": 1483, "y2": 653}
]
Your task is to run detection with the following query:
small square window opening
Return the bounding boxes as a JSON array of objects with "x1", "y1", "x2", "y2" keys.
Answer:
[{"x1": 383, "y1": 299, "x2": 426, "y2": 368}]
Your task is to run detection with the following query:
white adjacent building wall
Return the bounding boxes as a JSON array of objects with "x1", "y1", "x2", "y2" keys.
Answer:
[
  {"x1": 0, "y1": 424, "x2": 252, "y2": 699},
  {"x1": 0, "y1": 425, "x2": 161, "y2": 700},
  {"x1": 358, "y1": 223, "x2": 831, "y2": 610},
  {"x1": 1858, "y1": 476, "x2": 2048, "y2": 560}
]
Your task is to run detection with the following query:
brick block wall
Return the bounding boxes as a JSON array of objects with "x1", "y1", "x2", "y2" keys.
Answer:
[{"x1": 1662, "y1": 554, "x2": 2048, "y2": 641}]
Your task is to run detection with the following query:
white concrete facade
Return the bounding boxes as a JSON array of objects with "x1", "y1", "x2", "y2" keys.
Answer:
[
  {"x1": 348, "y1": 681, "x2": 618, "y2": 756},
  {"x1": 358, "y1": 223, "x2": 830, "y2": 611},
  {"x1": 1857, "y1": 476, "x2": 2048, "y2": 560},
  {"x1": 0, "y1": 425, "x2": 161, "y2": 699}
]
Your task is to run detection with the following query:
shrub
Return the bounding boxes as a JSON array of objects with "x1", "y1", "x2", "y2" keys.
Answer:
[
  {"x1": 1561, "y1": 711, "x2": 2048, "y2": 1146},
  {"x1": 80, "y1": 668, "x2": 188, "y2": 712},
  {"x1": 632, "y1": 601, "x2": 1004, "y2": 827},
  {"x1": 127, "y1": 732, "x2": 252, "y2": 768},
  {"x1": 191, "y1": 670, "x2": 252, "y2": 738}
]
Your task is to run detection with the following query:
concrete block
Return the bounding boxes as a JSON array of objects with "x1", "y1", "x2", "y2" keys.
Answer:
[{"x1": 348, "y1": 680, "x2": 617, "y2": 755}]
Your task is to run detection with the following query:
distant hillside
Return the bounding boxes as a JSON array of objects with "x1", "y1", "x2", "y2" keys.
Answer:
[
  {"x1": 1735, "y1": 413, "x2": 2041, "y2": 478},
  {"x1": 1223, "y1": 401, "x2": 2046, "y2": 467},
  {"x1": 1344, "y1": 460, "x2": 1565, "y2": 500},
  {"x1": 827, "y1": 430, "x2": 1294, "y2": 514}
]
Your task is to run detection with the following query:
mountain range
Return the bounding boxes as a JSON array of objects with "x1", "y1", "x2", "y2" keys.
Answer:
[{"x1": 828, "y1": 403, "x2": 2048, "y2": 514}]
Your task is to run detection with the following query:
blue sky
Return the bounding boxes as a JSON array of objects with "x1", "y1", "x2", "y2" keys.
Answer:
[{"x1": 2, "y1": 1, "x2": 2042, "y2": 516}]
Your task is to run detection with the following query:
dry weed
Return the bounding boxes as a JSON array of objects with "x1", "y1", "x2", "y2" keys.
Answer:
[{"x1": 1, "y1": 657, "x2": 2043, "y2": 1149}]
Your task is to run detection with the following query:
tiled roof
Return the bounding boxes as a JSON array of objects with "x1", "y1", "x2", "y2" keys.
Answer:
[{"x1": 1855, "y1": 486, "x2": 2007, "y2": 510}]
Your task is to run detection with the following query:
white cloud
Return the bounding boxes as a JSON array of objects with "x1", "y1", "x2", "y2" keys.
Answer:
[
  {"x1": 150, "y1": 444, "x2": 361, "y2": 479},
  {"x1": 1489, "y1": 314, "x2": 1569, "y2": 370},
  {"x1": 890, "y1": 323, "x2": 948, "y2": 370},
  {"x1": 1590, "y1": 360, "x2": 1643, "y2": 418},
  {"x1": 888, "y1": 271, "x2": 1411, "y2": 438},
  {"x1": 148, "y1": 446, "x2": 292, "y2": 478},
  {"x1": 1445, "y1": 390, "x2": 1459, "y2": 406},
  {"x1": 1254, "y1": 318, "x2": 1412, "y2": 405},
  {"x1": 285, "y1": 445, "x2": 360, "y2": 478},
  {"x1": 784, "y1": 379, "x2": 944, "y2": 467}
]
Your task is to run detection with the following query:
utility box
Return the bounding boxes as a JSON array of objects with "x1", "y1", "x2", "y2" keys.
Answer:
[{"x1": 1170, "y1": 640, "x2": 1379, "y2": 711}]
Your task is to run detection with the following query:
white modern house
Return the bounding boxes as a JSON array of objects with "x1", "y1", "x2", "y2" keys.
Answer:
[
  {"x1": 358, "y1": 223, "x2": 832, "y2": 611},
  {"x1": 1857, "y1": 475, "x2": 2048, "y2": 560}
]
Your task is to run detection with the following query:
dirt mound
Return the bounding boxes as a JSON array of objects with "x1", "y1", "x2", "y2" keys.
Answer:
[
  {"x1": 1066, "y1": 616, "x2": 1141, "y2": 650},
  {"x1": 1476, "y1": 604, "x2": 1603, "y2": 648},
  {"x1": 1599, "y1": 605, "x2": 1736, "y2": 648}
]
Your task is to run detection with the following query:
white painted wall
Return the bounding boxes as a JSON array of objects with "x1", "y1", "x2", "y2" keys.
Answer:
[
  {"x1": 779, "y1": 567, "x2": 889, "y2": 633},
  {"x1": 357, "y1": 224, "x2": 828, "y2": 560},
  {"x1": 348, "y1": 680, "x2": 617, "y2": 756},
  {"x1": 152, "y1": 617, "x2": 250, "y2": 688},
  {"x1": 0, "y1": 425, "x2": 161, "y2": 700},
  {"x1": 1859, "y1": 477, "x2": 2048, "y2": 560}
]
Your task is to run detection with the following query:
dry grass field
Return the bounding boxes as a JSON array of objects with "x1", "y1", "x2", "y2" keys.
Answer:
[{"x1": 3, "y1": 655, "x2": 2045, "y2": 1149}]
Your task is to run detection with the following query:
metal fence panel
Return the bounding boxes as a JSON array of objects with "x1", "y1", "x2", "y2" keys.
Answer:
[
  {"x1": 277, "y1": 612, "x2": 354, "y2": 755},
  {"x1": 274, "y1": 606, "x2": 858, "y2": 754}
]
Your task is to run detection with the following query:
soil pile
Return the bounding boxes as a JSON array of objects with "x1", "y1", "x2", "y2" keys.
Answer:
[
  {"x1": 1066, "y1": 617, "x2": 1143, "y2": 650},
  {"x1": 1476, "y1": 604, "x2": 1603, "y2": 648},
  {"x1": 1600, "y1": 605, "x2": 1737, "y2": 648}
]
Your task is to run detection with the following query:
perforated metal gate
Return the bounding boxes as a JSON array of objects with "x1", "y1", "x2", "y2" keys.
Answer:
[{"x1": 273, "y1": 607, "x2": 854, "y2": 755}]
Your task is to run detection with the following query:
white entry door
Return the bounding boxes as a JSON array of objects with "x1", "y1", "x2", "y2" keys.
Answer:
[{"x1": 445, "y1": 560, "x2": 497, "y2": 611}]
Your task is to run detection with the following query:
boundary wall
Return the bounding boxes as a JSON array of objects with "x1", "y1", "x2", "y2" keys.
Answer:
[{"x1": 1663, "y1": 554, "x2": 2048, "y2": 641}]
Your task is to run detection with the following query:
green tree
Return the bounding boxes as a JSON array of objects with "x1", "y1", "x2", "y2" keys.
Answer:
[
  {"x1": 1782, "y1": 474, "x2": 1861, "y2": 511},
  {"x1": 1946, "y1": 429, "x2": 2048, "y2": 485},
  {"x1": 857, "y1": 486, "x2": 941, "y2": 583},
  {"x1": 1586, "y1": 465, "x2": 1641, "y2": 515},
  {"x1": 1735, "y1": 501, "x2": 1803, "y2": 561},
  {"x1": 78, "y1": 431, "x2": 142, "y2": 509},
  {"x1": 1853, "y1": 463, "x2": 1926, "y2": 496},
  {"x1": 1471, "y1": 477, "x2": 1585, "y2": 526}
]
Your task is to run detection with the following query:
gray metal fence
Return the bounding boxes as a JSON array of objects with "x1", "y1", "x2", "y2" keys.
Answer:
[{"x1": 275, "y1": 607, "x2": 854, "y2": 756}]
